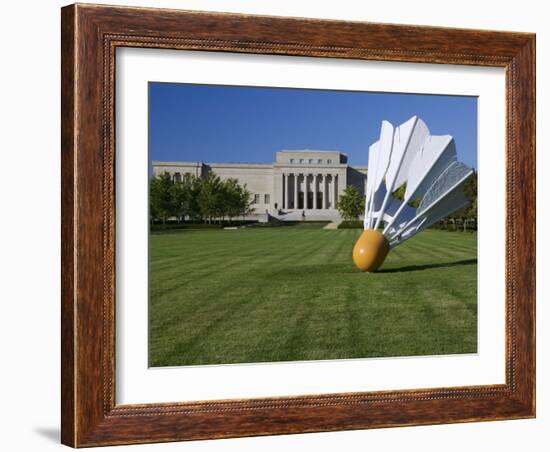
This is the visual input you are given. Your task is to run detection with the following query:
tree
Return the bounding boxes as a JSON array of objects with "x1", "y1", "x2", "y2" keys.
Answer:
[
  {"x1": 169, "y1": 178, "x2": 191, "y2": 223},
  {"x1": 149, "y1": 172, "x2": 254, "y2": 225},
  {"x1": 337, "y1": 186, "x2": 365, "y2": 222},
  {"x1": 198, "y1": 174, "x2": 223, "y2": 223},
  {"x1": 449, "y1": 170, "x2": 477, "y2": 222},
  {"x1": 187, "y1": 175, "x2": 204, "y2": 221},
  {"x1": 237, "y1": 183, "x2": 254, "y2": 220},
  {"x1": 392, "y1": 182, "x2": 421, "y2": 208},
  {"x1": 221, "y1": 178, "x2": 243, "y2": 222},
  {"x1": 465, "y1": 170, "x2": 478, "y2": 219},
  {"x1": 149, "y1": 174, "x2": 174, "y2": 224}
]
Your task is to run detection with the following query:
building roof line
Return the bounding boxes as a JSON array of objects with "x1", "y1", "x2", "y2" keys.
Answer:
[
  {"x1": 153, "y1": 161, "x2": 274, "y2": 168},
  {"x1": 277, "y1": 149, "x2": 347, "y2": 155},
  {"x1": 153, "y1": 161, "x2": 367, "y2": 169}
]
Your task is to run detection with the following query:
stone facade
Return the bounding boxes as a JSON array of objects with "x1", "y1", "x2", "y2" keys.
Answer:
[{"x1": 153, "y1": 150, "x2": 368, "y2": 222}]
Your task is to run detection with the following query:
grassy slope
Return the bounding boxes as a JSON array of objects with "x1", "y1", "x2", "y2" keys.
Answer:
[{"x1": 149, "y1": 224, "x2": 477, "y2": 366}]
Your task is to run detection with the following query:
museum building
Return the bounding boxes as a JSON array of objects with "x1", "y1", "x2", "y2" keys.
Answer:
[{"x1": 153, "y1": 150, "x2": 368, "y2": 222}]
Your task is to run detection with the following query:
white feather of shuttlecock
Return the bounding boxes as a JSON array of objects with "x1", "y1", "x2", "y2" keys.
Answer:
[{"x1": 363, "y1": 116, "x2": 474, "y2": 248}]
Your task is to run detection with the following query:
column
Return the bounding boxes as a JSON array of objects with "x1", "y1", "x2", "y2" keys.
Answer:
[
  {"x1": 283, "y1": 173, "x2": 288, "y2": 209},
  {"x1": 328, "y1": 174, "x2": 333, "y2": 209},
  {"x1": 294, "y1": 174, "x2": 298, "y2": 209},
  {"x1": 302, "y1": 173, "x2": 307, "y2": 210},
  {"x1": 328, "y1": 174, "x2": 334, "y2": 209},
  {"x1": 314, "y1": 174, "x2": 318, "y2": 209},
  {"x1": 306, "y1": 174, "x2": 311, "y2": 208},
  {"x1": 280, "y1": 173, "x2": 285, "y2": 209},
  {"x1": 333, "y1": 174, "x2": 338, "y2": 208},
  {"x1": 323, "y1": 174, "x2": 328, "y2": 209}
]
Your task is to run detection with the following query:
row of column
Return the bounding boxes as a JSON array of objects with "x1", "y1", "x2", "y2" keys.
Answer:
[
  {"x1": 281, "y1": 173, "x2": 339, "y2": 210},
  {"x1": 169, "y1": 172, "x2": 192, "y2": 182}
]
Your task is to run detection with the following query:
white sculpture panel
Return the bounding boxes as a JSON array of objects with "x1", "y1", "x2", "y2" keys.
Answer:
[{"x1": 354, "y1": 116, "x2": 474, "y2": 272}]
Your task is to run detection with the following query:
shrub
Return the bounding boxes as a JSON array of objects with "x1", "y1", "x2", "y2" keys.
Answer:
[{"x1": 337, "y1": 220, "x2": 364, "y2": 229}]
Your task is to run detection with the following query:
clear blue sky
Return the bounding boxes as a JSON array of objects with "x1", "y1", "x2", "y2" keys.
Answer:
[{"x1": 149, "y1": 82, "x2": 477, "y2": 169}]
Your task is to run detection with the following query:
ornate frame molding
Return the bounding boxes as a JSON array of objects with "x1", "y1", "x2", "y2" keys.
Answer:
[{"x1": 61, "y1": 4, "x2": 535, "y2": 447}]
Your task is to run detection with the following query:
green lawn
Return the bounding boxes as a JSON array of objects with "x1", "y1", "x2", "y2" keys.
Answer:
[{"x1": 149, "y1": 224, "x2": 477, "y2": 367}]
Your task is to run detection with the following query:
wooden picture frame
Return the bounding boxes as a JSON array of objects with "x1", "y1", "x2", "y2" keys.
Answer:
[{"x1": 61, "y1": 3, "x2": 535, "y2": 447}]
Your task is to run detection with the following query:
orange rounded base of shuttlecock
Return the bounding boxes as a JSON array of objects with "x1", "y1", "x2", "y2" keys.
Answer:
[{"x1": 352, "y1": 229, "x2": 390, "y2": 272}]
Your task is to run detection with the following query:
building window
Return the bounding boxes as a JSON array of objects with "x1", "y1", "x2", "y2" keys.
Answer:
[
  {"x1": 327, "y1": 159, "x2": 332, "y2": 164},
  {"x1": 289, "y1": 158, "x2": 294, "y2": 163},
  {"x1": 264, "y1": 194, "x2": 270, "y2": 204},
  {"x1": 308, "y1": 158, "x2": 314, "y2": 164},
  {"x1": 253, "y1": 194, "x2": 260, "y2": 204},
  {"x1": 318, "y1": 159, "x2": 323, "y2": 164},
  {"x1": 299, "y1": 158, "x2": 304, "y2": 164}
]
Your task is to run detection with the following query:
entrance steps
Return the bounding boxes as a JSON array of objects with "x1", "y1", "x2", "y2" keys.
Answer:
[{"x1": 272, "y1": 209, "x2": 341, "y2": 222}]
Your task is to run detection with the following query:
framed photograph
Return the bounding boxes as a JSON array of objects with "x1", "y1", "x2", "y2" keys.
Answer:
[{"x1": 61, "y1": 3, "x2": 535, "y2": 447}]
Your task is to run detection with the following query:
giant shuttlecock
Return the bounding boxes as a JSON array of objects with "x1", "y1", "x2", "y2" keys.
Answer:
[{"x1": 353, "y1": 116, "x2": 474, "y2": 272}]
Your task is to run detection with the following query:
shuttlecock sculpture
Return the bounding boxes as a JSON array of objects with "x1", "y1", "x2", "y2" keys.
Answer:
[{"x1": 353, "y1": 116, "x2": 473, "y2": 272}]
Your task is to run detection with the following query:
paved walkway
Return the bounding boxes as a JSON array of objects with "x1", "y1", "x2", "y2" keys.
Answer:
[{"x1": 323, "y1": 221, "x2": 341, "y2": 230}]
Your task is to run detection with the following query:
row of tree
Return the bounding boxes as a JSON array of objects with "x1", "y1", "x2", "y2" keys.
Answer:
[
  {"x1": 337, "y1": 171, "x2": 478, "y2": 224},
  {"x1": 150, "y1": 173, "x2": 254, "y2": 224}
]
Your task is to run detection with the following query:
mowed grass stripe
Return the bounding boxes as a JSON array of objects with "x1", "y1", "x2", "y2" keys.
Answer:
[
  {"x1": 149, "y1": 227, "x2": 339, "y2": 361},
  {"x1": 149, "y1": 225, "x2": 478, "y2": 366},
  {"x1": 150, "y1": 228, "x2": 327, "y2": 297},
  {"x1": 415, "y1": 230, "x2": 477, "y2": 253},
  {"x1": 151, "y1": 261, "x2": 334, "y2": 363},
  {"x1": 396, "y1": 234, "x2": 472, "y2": 262}
]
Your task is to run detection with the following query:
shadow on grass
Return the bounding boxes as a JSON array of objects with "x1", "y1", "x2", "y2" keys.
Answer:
[{"x1": 378, "y1": 258, "x2": 477, "y2": 273}]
